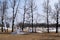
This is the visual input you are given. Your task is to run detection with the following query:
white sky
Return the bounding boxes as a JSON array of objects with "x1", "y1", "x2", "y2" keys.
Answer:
[
  {"x1": 35, "y1": 0, "x2": 58, "y2": 23},
  {"x1": 15, "y1": 0, "x2": 59, "y2": 24},
  {"x1": 0, "y1": 0, "x2": 59, "y2": 24}
]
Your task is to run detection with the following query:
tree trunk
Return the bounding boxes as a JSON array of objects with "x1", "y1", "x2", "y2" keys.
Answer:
[
  {"x1": 12, "y1": 18, "x2": 14, "y2": 32},
  {"x1": 47, "y1": 13, "x2": 49, "y2": 33},
  {"x1": 56, "y1": 11, "x2": 59, "y2": 33},
  {"x1": 31, "y1": 0, "x2": 34, "y2": 33},
  {"x1": 1, "y1": 18, "x2": 3, "y2": 32},
  {"x1": 47, "y1": 0, "x2": 49, "y2": 33},
  {"x1": 12, "y1": 11, "x2": 14, "y2": 32}
]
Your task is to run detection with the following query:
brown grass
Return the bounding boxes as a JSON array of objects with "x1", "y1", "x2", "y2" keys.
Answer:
[{"x1": 0, "y1": 32, "x2": 60, "y2": 40}]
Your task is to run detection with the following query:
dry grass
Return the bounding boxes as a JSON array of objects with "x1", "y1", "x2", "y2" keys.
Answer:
[{"x1": 0, "y1": 32, "x2": 60, "y2": 40}]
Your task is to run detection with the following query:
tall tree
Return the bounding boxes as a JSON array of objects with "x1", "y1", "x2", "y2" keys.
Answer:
[
  {"x1": 22, "y1": 0, "x2": 27, "y2": 31},
  {"x1": 1, "y1": 0, "x2": 7, "y2": 32},
  {"x1": 51, "y1": 0, "x2": 60, "y2": 33},
  {"x1": 55, "y1": 4, "x2": 59, "y2": 33},
  {"x1": 30, "y1": 0, "x2": 37, "y2": 32},
  {"x1": 9, "y1": 0, "x2": 20, "y2": 32},
  {"x1": 53, "y1": 1, "x2": 60, "y2": 33},
  {"x1": 43, "y1": 0, "x2": 51, "y2": 33},
  {"x1": 0, "y1": 1, "x2": 2, "y2": 32},
  {"x1": 30, "y1": 0, "x2": 33, "y2": 32}
]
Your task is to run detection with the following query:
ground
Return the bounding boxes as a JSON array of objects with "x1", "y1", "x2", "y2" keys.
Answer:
[{"x1": 0, "y1": 32, "x2": 60, "y2": 40}]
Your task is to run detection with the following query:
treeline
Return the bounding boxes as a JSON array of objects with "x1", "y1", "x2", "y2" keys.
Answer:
[{"x1": 16, "y1": 23, "x2": 60, "y2": 27}]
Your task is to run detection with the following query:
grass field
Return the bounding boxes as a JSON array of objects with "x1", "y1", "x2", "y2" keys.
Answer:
[{"x1": 0, "y1": 33, "x2": 60, "y2": 40}]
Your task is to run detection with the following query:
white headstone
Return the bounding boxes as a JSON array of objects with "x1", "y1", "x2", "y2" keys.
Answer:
[{"x1": 12, "y1": 27, "x2": 26, "y2": 34}]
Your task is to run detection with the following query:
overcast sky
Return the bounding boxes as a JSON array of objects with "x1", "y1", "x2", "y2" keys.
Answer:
[
  {"x1": 12, "y1": 0, "x2": 59, "y2": 24},
  {"x1": 18, "y1": 0, "x2": 58, "y2": 24},
  {"x1": 35, "y1": 0, "x2": 58, "y2": 23},
  {"x1": 0, "y1": 0, "x2": 59, "y2": 24}
]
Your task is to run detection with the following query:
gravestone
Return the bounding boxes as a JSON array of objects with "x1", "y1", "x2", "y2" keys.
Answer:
[{"x1": 12, "y1": 27, "x2": 26, "y2": 34}]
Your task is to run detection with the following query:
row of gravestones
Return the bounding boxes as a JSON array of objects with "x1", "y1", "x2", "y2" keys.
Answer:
[
  {"x1": 12, "y1": 27, "x2": 59, "y2": 34},
  {"x1": 12, "y1": 27, "x2": 44, "y2": 34}
]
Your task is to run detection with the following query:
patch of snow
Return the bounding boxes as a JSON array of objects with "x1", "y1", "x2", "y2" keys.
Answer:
[{"x1": 49, "y1": 28, "x2": 56, "y2": 32}]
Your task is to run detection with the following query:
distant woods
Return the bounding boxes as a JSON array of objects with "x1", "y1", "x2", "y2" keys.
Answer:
[{"x1": 0, "y1": 0, "x2": 60, "y2": 33}]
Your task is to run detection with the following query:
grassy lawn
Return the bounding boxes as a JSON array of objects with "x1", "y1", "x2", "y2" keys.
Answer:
[{"x1": 0, "y1": 33, "x2": 60, "y2": 40}]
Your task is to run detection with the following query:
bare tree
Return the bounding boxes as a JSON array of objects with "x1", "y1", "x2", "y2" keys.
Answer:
[
  {"x1": 0, "y1": 1, "x2": 2, "y2": 32},
  {"x1": 22, "y1": 0, "x2": 27, "y2": 31},
  {"x1": 55, "y1": 4, "x2": 59, "y2": 33},
  {"x1": 43, "y1": 0, "x2": 51, "y2": 33},
  {"x1": 9, "y1": 0, "x2": 20, "y2": 32},
  {"x1": 30, "y1": 0, "x2": 33, "y2": 32},
  {"x1": 52, "y1": 1, "x2": 60, "y2": 33},
  {"x1": 1, "y1": 0, "x2": 7, "y2": 32},
  {"x1": 51, "y1": 0, "x2": 60, "y2": 33},
  {"x1": 29, "y1": 0, "x2": 37, "y2": 32}
]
